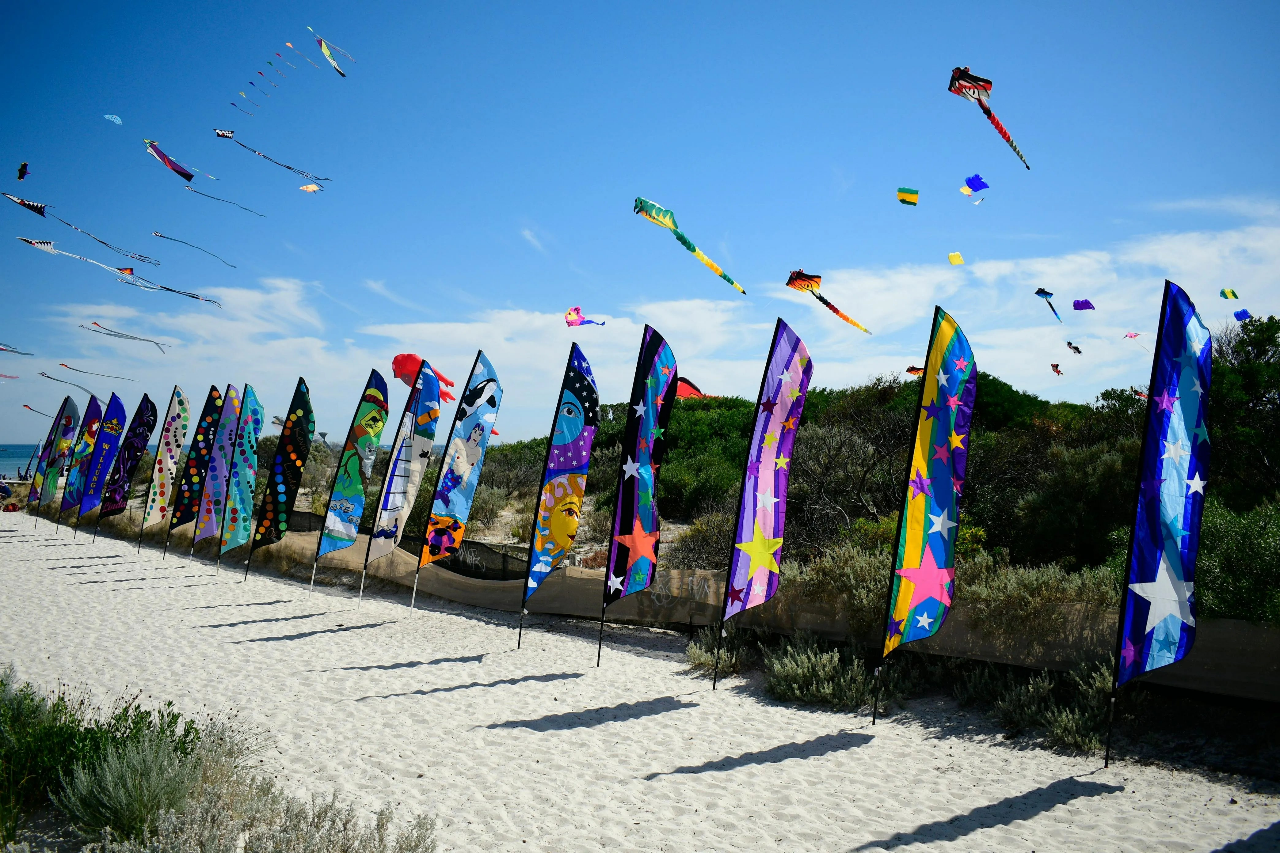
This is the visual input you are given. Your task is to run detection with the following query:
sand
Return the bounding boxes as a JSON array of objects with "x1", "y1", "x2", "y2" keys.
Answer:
[{"x1": 2, "y1": 517, "x2": 1277, "y2": 852}]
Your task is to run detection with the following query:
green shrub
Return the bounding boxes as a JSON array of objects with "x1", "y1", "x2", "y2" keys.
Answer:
[
  {"x1": 685, "y1": 625, "x2": 761, "y2": 677},
  {"x1": 1195, "y1": 497, "x2": 1280, "y2": 624},
  {"x1": 762, "y1": 634, "x2": 872, "y2": 709},
  {"x1": 776, "y1": 543, "x2": 890, "y2": 641},
  {"x1": 468, "y1": 485, "x2": 507, "y2": 529}
]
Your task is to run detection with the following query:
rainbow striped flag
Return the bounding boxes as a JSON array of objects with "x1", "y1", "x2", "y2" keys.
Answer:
[
  {"x1": 882, "y1": 307, "x2": 975, "y2": 656},
  {"x1": 897, "y1": 188, "x2": 919, "y2": 205}
]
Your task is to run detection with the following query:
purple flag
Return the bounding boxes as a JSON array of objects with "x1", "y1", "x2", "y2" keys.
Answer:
[
  {"x1": 194, "y1": 385, "x2": 242, "y2": 544},
  {"x1": 99, "y1": 394, "x2": 158, "y2": 519}
]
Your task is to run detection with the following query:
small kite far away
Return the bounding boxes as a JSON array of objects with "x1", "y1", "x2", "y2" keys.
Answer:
[
  {"x1": 1235, "y1": 309, "x2": 1253, "y2": 322},
  {"x1": 785, "y1": 269, "x2": 871, "y2": 334},
  {"x1": 39, "y1": 372, "x2": 92, "y2": 396},
  {"x1": 905, "y1": 365, "x2": 925, "y2": 376},
  {"x1": 1050, "y1": 364, "x2": 1063, "y2": 376},
  {"x1": 17, "y1": 162, "x2": 29, "y2": 181},
  {"x1": 949, "y1": 66, "x2": 1030, "y2": 170},
  {"x1": 1066, "y1": 341, "x2": 1082, "y2": 354},
  {"x1": 0, "y1": 342, "x2": 35, "y2": 356},
  {"x1": 1073, "y1": 299, "x2": 1095, "y2": 310},
  {"x1": 1220, "y1": 289, "x2": 1238, "y2": 299},
  {"x1": 897, "y1": 188, "x2": 919, "y2": 206},
  {"x1": 80, "y1": 322, "x2": 168, "y2": 353},
  {"x1": 24, "y1": 405, "x2": 52, "y2": 417},
  {"x1": 61, "y1": 363, "x2": 134, "y2": 382},
  {"x1": 4, "y1": 192, "x2": 159, "y2": 265},
  {"x1": 299, "y1": 184, "x2": 322, "y2": 193},
  {"x1": 1035, "y1": 288, "x2": 1063, "y2": 323},
  {"x1": 564, "y1": 306, "x2": 605, "y2": 327},
  {"x1": 634, "y1": 197, "x2": 744, "y2": 294},
  {"x1": 286, "y1": 42, "x2": 322, "y2": 69},
  {"x1": 152, "y1": 232, "x2": 235, "y2": 267},
  {"x1": 214, "y1": 129, "x2": 331, "y2": 185},
  {"x1": 308, "y1": 27, "x2": 354, "y2": 77},
  {"x1": 948, "y1": 252, "x2": 964, "y2": 265},
  {"x1": 960, "y1": 174, "x2": 988, "y2": 196},
  {"x1": 104, "y1": 115, "x2": 122, "y2": 125}
]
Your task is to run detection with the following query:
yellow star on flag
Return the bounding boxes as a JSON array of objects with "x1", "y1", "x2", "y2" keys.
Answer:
[
  {"x1": 736, "y1": 521, "x2": 784, "y2": 580},
  {"x1": 763, "y1": 432, "x2": 778, "y2": 448},
  {"x1": 949, "y1": 431, "x2": 966, "y2": 450},
  {"x1": 787, "y1": 387, "x2": 800, "y2": 401},
  {"x1": 775, "y1": 455, "x2": 790, "y2": 470}
]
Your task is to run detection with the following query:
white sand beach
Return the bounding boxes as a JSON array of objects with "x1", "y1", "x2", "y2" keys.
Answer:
[{"x1": 2, "y1": 518, "x2": 1277, "y2": 853}]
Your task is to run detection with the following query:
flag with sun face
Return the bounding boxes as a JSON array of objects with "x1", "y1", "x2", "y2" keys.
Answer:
[
  {"x1": 1117, "y1": 280, "x2": 1210, "y2": 685},
  {"x1": 722, "y1": 319, "x2": 812, "y2": 622},
  {"x1": 883, "y1": 307, "x2": 975, "y2": 656},
  {"x1": 603, "y1": 326, "x2": 677, "y2": 606}
]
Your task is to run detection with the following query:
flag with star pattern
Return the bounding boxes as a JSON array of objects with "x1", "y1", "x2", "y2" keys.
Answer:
[
  {"x1": 524, "y1": 344, "x2": 600, "y2": 601},
  {"x1": 603, "y1": 326, "x2": 677, "y2": 606},
  {"x1": 1116, "y1": 280, "x2": 1210, "y2": 685},
  {"x1": 722, "y1": 319, "x2": 813, "y2": 622},
  {"x1": 882, "y1": 307, "x2": 975, "y2": 656}
]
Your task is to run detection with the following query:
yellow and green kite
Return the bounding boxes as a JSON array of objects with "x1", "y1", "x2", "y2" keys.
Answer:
[{"x1": 634, "y1": 197, "x2": 744, "y2": 294}]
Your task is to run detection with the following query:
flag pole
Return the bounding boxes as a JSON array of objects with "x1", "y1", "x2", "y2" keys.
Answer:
[
  {"x1": 519, "y1": 346, "x2": 577, "y2": 649},
  {"x1": 409, "y1": 352, "x2": 480, "y2": 611},
  {"x1": 873, "y1": 307, "x2": 943, "y2": 724},
  {"x1": 1105, "y1": 281, "x2": 1171, "y2": 769}
]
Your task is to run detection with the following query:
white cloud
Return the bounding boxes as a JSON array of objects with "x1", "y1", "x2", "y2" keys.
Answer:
[
  {"x1": 520, "y1": 228, "x2": 544, "y2": 252},
  {"x1": 363, "y1": 279, "x2": 418, "y2": 311}
]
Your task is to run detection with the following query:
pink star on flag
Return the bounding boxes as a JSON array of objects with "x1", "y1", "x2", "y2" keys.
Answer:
[
  {"x1": 896, "y1": 546, "x2": 954, "y2": 611},
  {"x1": 945, "y1": 392, "x2": 961, "y2": 411},
  {"x1": 932, "y1": 443, "x2": 951, "y2": 463},
  {"x1": 953, "y1": 356, "x2": 970, "y2": 371}
]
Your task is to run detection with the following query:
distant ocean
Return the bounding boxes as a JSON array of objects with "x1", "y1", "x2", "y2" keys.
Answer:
[{"x1": 0, "y1": 445, "x2": 40, "y2": 478}]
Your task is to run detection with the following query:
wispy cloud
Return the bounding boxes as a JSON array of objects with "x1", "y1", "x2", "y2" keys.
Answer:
[
  {"x1": 363, "y1": 279, "x2": 418, "y2": 311},
  {"x1": 520, "y1": 228, "x2": 544, "y2": 252},
  {"x1": 1147, "y1": 197, "x2": 1280, "y2": 221}
]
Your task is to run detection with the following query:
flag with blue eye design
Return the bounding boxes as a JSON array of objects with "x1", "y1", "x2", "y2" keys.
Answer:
[
  {"x1": 1116, "y1": 280, "x2": 1211, "y2": 685},
  {"x1": 524, "y1": 344, "x2": 599, "y2": 601}
]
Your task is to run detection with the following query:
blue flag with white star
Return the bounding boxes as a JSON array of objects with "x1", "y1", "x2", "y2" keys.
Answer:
[{"x1": 1117, "y1": 280, "x2": 1211, "y2": 685}]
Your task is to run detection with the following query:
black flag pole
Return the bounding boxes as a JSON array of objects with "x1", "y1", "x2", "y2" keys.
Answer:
[
  {"x1": 1105, "y1": 281, "x2": 1172, "y2": 769},
  {"x1": 519, "y1": 346, "x2": 577, "y2": 649}
]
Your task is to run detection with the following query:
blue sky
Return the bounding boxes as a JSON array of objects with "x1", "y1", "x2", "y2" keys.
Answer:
[{"x1": 2, "y1": 1, "x2": 1278, "y2": 443}]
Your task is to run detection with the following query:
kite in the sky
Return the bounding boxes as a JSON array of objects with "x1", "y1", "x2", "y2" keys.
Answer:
[
  {"x1": 905, "y1": 365, "x2": 925, "y2": 376},
  {"x1": 17, "y1": 162, "x2": 29, "y2": 181},
  {"x1": 239, "y1": 93, "x2": 262, "y2": 107},
  {"x1": 267, "y1": 62, "x2": 286, "y2": 77},
  {"x1": 948, "y1": 252, "x2": 964, "y2": 265},
  {"x1": 81, "y1": 322, "x2": 167, "y2": 353},
  {"x1": 564, "y1": 306, "x2": 605, "y2": 327},
  {"x1": 1123, "y1": 332, "x2": 1140, "y2": 339},
  {"x1": 18, "y1": 238, "x2": 221, "y2": 306},
  {"x1": 230, "y1": 103, "x2": 254, "y2": 116},
  {"x1": 1035, "y1": 287, "x2": 1063, "y2": 323},
  {"x1": 152, "y1": 232, "x2": 235, "y2": 267},
  {"x1": 960, "y1": 174, "x2": 988, "y2": 196},
  {"x1": 60, "y1": 363, "x2": 134, "y2": 382},
  {"x1": 104, "y1": 115, "x2": 122, "y2": 125},
  {"x1": 634, "y1": 197, "x2": 744, "y2": 294},
  {"x1": 39, "y1": 372, "x2": 92, "y2": 396},
  {"x1": 183, "y1": 185, "x2": 265, "y2": 217},
  {"x1": 390, "y1": 353, "x2": 456, "y2": 400},
  {"x1": 309, "y1": 27, "x2": 354, "y2": 77},
  {"x1": 24, "y1": 405, "x2": 52, "y2": 417},
  {"x1": 144, "y1": 139, "x2": 195, "y2": 181},
  {"x1": 285, "y1": 42, "x2": 321, "y2": 69},
  {"x1": 0, "y1": 342, "x2": 34, "y2": 356},
  {"x1": 256, "y1": 72, "x2": 279, "y2": 88},
  {"x1": 1073, "y1": 299, "x2": 1095, "y2": 310},
  {"x1": 897, "y1": 188, "x2": 919, "y2": 206},
  {"x1": 3, "y1": 193, "x2": 159, "y2": 265},
  {"x1": 299, "y1": 184, "x2": 322, "y2": 193},
  {"x1": 276, "y1": 52, "x2": 298, "y2": 70},
  {"x1": 214, "y1": 130, "x2": 330, "y2": 185},
  {"x1": 949, "y1": 66, "x2": 1030, "y2": 170},
  {"x1": 249, "y1": 81, "x2": 270, "y2": 97},
  {"x1": 785, "y1": 269, "x2": 871, "y2": 334},
  {"x1": 0, "y1": 374, "x2": 17, "y2": 380},
  {"x1": 1066, "y1": 341, "x2": 1082, "y2": 355},
  {"x1": 1220, "y1": 289, "x2": 1238, "y2": 299},
  {"x1": 1235, "y1": 309, "x2": 1253, "y2": 322},
  {"x1": 973, "y1": 197, "x2": 984, "y2": 206},
  {"x1": 1050, "y1": 363, "x2": 1063, "y2": 376},
  {"x1": 675, "y1": 377, "x2": 708, "y2": 399}
]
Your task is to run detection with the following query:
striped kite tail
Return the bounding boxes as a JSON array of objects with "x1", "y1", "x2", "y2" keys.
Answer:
[
  {"x1": 690, "y1": 246, "x2": 746, "y2": 294},
  {"x1": 815, "y1": 292, "x2": 871, "y2": 334},
  {"x1": 979, "y1": 99, "x2": 1030, "y2": 170}
]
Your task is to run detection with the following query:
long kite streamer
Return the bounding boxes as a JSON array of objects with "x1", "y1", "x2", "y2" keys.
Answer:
[
  {"x1": 152, "y1": 232, "x2": 236, "y2": 268},
  {"x1": 60, "y1": 363, "x2": 134, "y2": 382},
  {"x1": 286, "y1": 42, "x2": 322, "y2": 69},
  {"x1": 61, "y1": 396, "x2": 102, "y2": 514},
  {"x1": 1115, "y1": 281, "x2": 1211, "y2": 685},
  {"x1": 881, "y1": 307, "x2": 976, "y2": 658},
  {"x1": 98, "y1": 394, "x2": 159, "y2": 520},
  {"x1": 214, "y1": 129, "x2": 330, "y2": 186},
  {"x1": 319, "y1": 371, "x2": 391, "y2": 558},
  {"x1": 419, "y1": 354, "x2": 503, "y2": 566},
  {"x1": 23, "y1": 405, "x2": 51, "y2": 417},
  {"x1": 367, "y1": 365, "x2": 440, "y2": 566},
  {"x1": 523, "y1": 344, "x2": 600, "y2": 603},
  {"x1": 3, "y1": 193, "x2": 159, "y2": 265},
  {"x1": 183, "y1": 186, "x2": 265, "y2": 218},
  {"x1": 634, "y1": 197, "x2": 744, "y2": 294},
  {"x1": 251, "y1": 378, "x2": 314, "y2": 550},
  {"x1": 308, "y1": 27, "x2": 354, "y2": 77},
  {"x1": 81, "y1": 322, "x2": 167, "y2": 353},
  {"x1": 720, "y1": 319, "x2": 813, "y2": 626},
  {"x1": 144, "y1": 139, "x2": 194, "y2": 182},
  {"x1": 785, "y1": 269, "x2": 871, "y2": 334},
  {"x1": 0, "y1": 342, "x2": 34, "y2": 356},
  {"x1": 170, "y1": 386, "x2": 224, "y2": 530},
  {"x1": 18, "y1": 239, "x2": 221, "y2": 306},
  {"x1": 39, "y1": 371, "x2": 92, "y2": 397},
  {"x1": 948, "y1": 67, "x2": 1030, "y2": 170},
  {"x1": 1035, "y1": 288, "x2": 1063, "y2": 323},
  {"x1": 603, "y1": 326, "x2": 678, "y2": 607},
  {"x1": 140, "y1": 386, "x2": 190, "y2": 532}
]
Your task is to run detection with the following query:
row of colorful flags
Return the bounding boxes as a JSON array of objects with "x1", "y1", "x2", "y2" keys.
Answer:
[{"x1": 22, "y1": 281, "x2": 1210, "y2": 718}]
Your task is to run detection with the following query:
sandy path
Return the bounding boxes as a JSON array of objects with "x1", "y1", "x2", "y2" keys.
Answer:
[{"x1": 1, "y1": 518, "x2": 1276, "y2": 852}]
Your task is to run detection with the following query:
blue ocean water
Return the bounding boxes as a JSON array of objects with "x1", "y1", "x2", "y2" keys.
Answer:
[{"x1": 0, "y1": 444, "x2": 40, "y2": 478}]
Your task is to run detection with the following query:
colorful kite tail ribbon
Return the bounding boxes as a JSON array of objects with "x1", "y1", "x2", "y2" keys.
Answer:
[
  {"x1": 814, "y1": 292, "x2": 871, "y2": 334},
  {"x1": 693, "y1": 249, "x2": 745, "y2": 294},
  {"x1": 184, "y1": 186, "x2": 265, "y2": 217},
  {"x1": 978, "y1": 99, "x2": 1029, "y2": 170},
  {"x1": 231, "y1": 103, "x2": 254, "y2": 116}
]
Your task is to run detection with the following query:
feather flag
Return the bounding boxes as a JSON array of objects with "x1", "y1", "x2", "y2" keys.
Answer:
[
  {"x1": 98, "y1": 395, "x2": 158, "y2": 520},
  {"x1": 1115, "y1": 281, "x2": 1211, "y2": 685},
  {"x1": 523, "y1": 344, "x2": 600, "y2": 601},
  {"x1": 28, "y1": 395, "x2": 76, "y2": 505},
  {"x1": 319, "y1": 371, "x2": 391, "y2": 558},
  {"x1": 221, "y1": 385, "x2": 264, "y2": 553},
  {"x1": 367, "y1": 366, "x2": 440, "y2": 565},
  {"x1": 251, "y1": 378, "x2": 314, "y2": 550},
  {"x1": 77, "y1": 394, "x2": 127, "y2": 519},
  {"x1": 141, "y1": 387, "x2": 190, "y2": 531},
  {"x1": 170, "y1": 386, "x2": 224, "y2": 530},
  {"x1": 603, "y1": 326, "x2": 678, "y2": 606},
  {"x1": 61, "y1": 396, "x2": 102, "y2": 514},
  {"x1": 721, "y1": 319, "x2": 813, "y2": 622},
  {"x1": 881, "y1": 308, "x2": 976, "y2": 656},
  {"x1": 418, "y1": 355, "x2": 503, "y2": 566},
  {"x1": 194, "y1": 386, "x2": 242, "y2": 544},
  {"x1": 37, "y1": 399, "x2": 81, "y2": 508},
  {"x1": 634, "y1": 197, "x2": 744, "y2": 294}
]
